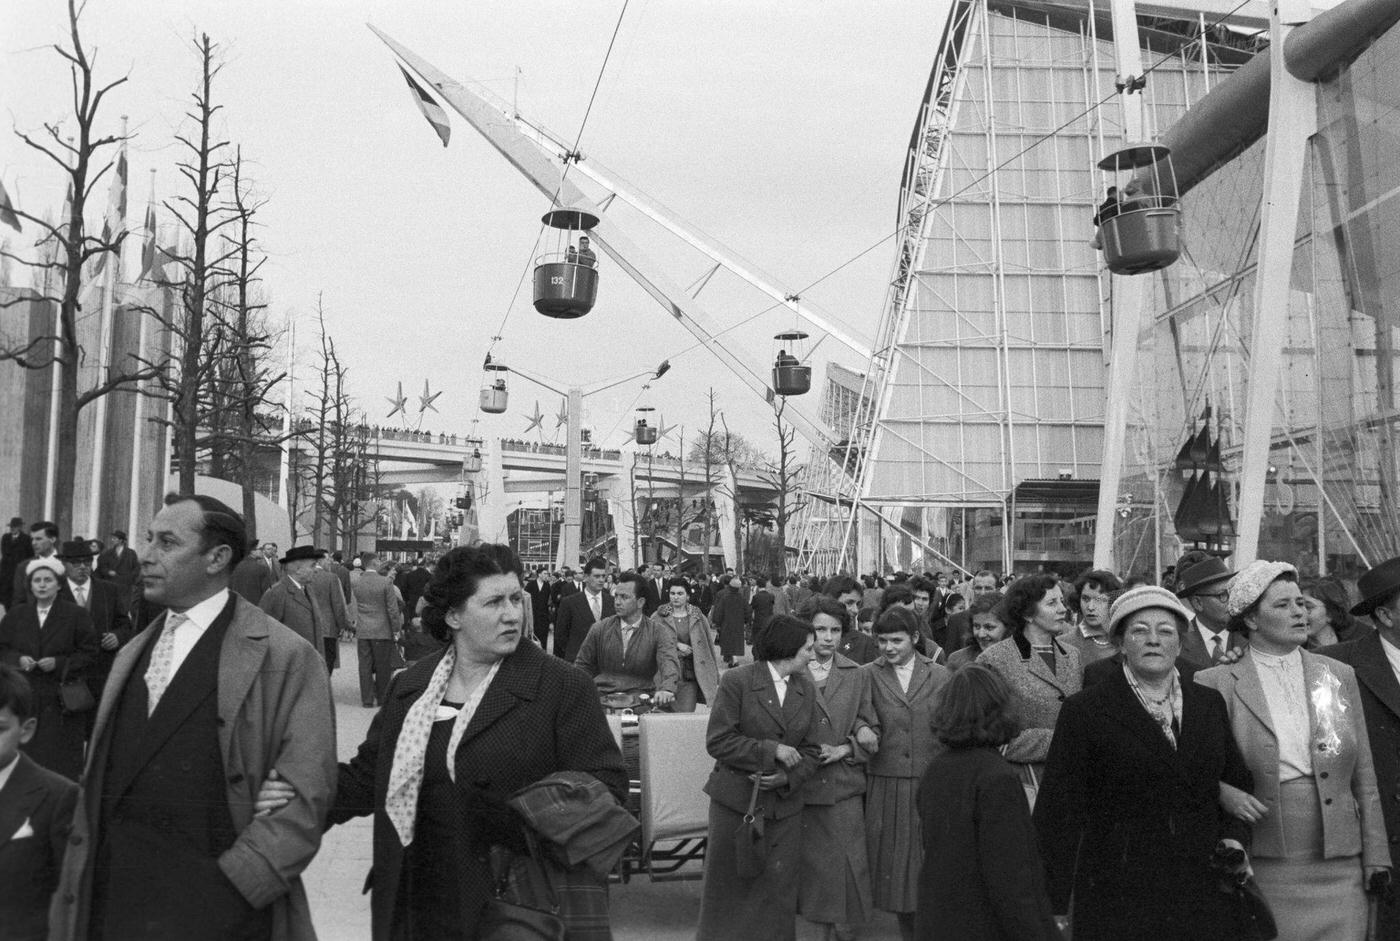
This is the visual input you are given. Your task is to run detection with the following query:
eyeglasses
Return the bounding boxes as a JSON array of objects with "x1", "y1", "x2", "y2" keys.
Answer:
[{"x1": 1195, "y1": 590, "x2": 1230, "y2": 602}]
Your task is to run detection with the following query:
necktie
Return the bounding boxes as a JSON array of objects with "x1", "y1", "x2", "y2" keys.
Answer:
[
  {"x1": 145, "y1": 612, "x2": 188, "y2": 715},
  {"x1": 75, "y1": 585, "x2": 87, "y2": 608},
  {"x1": 1210, "y1": 634, "x2": 1224, "y2": 663},
  {"x1": 589, "y1": 593, "x2": 601, "y2": 620}
]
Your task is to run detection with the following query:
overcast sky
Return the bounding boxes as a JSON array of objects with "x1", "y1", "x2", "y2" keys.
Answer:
[{"x1": 3, "y1": 0, "x2": 945, "y2": 455}]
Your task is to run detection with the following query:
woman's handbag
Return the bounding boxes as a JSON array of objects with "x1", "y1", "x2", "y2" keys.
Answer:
[
  {"x1": 480, "y1": 830, "x2": 567, "y2": 941},
  {"x1": 734, "y1": 776, "x2": 767, "y2": 879},
  {"x1": 1212, "y1": 843, "x2": 1277, "y2": 941},
  {"x1": 58, "y1": 662, "x2": 96, "y2": 715}
]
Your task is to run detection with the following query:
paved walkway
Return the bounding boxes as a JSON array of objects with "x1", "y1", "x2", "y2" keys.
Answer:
[{"x1": 301, "y1": 641, "x2": 901, "y2": 940}]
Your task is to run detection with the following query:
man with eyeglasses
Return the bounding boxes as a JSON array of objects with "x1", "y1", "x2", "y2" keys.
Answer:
[{"x1": 1175, "y1": 554, "x2": 1247, "y2": 668}]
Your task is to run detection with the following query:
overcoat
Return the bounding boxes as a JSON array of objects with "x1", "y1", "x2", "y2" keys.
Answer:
[
  {"x1": 351, "y1": 570, "x2": 402, "y2": 640},
  {"x1": 804, "y1": 654, "x2": 876, "y2": 804},
  {"x1": 917, "y1": 747, "x2": 1061, "y2": 941},
  {"x1": 861, "y1": 653, "x2": 951, "y2": 780},
  {"x1": 1034, "y1": 667, "x2": 1252, "y2": 940},
  {"x1": 48, "y1": 595, "x2": 337, "y2": 941},
  {"x1": 710, "y1": 587, "x2": 750, "y2": 659},
  {"x1": 656, "y1": 602, "x2": 721, "y2": 704},
  {"x1": 1320, "y1": 631, "x2": 1400, "y2": 938},
  {"x1": 329, "y1": 639, "x2": 627, "y2": 941},
  {"x1": 0, "y1": 600, "x2": 97, "y2": 779},
  {"x1": 258, "y1": 576, "x2": 327, "y2": 653},
  {"x1": 229, "y1": 554, "x2": 277, "y2": 605},
  {"x1": 976, "y1": 634, "x2": 1080, "y2": 766},
  {"x1": 751, "y1": 589, "x2": 777, "y2": 638},
  {"x1": 1195, "y1": 648, "x2": 1390, "y2": 867}
]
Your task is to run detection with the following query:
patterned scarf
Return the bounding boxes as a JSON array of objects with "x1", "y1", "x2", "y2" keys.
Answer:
[
  {"x1": 1124, "y1": 663, "x2": 1183, "y2": 749},
  {"x1": 385, "y1": 647, "x2": 501, "y2": 846}
]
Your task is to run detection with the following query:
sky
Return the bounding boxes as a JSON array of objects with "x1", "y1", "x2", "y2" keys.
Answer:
[{"x1": 3, "y1": 0, "x2": 946, "y2": 458}]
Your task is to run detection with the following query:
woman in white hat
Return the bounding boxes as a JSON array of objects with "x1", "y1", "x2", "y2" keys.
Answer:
[
  {"x1": 1034, "y1": 585, "x2": 1253, "y2": 940},
  {"x1": 1196, "y1": 560, "x2": 1390, "y2": 941}
]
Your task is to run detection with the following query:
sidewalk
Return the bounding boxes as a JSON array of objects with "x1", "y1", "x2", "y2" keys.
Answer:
[{"x1": 301, "y1": 641, "x2": 901, "y2": 940}]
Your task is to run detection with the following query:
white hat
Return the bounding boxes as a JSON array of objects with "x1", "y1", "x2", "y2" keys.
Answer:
[
  {"x1": 26, "y1": 557, "x2": 65, "y2": 582},
  {"x1": 1227, "y1": 560, "x2": 1298, "y2": 618}
]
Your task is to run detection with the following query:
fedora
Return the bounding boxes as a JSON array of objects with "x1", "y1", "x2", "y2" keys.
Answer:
[
  {"x1": 1350, "y1": 556, "x2": 1400, "y2": 617},
  {"x1": 280, "y1": 545, "x2": 324, "y2": 565},
  {"x1": 1175, "y1": 557, "x2": 1232, "y2": 597},
  {"x1": 56, "y1": 539, "x2": 97, "y2": 560},
  {"x1": 8, "y1": 517, "x2": 22, "y2": 528}
]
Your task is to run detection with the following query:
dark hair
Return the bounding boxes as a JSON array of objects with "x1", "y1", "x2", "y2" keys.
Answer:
[
  {"x1": 969, "y1": 591, "x2": 1005, "y2": 618},
  {"x1": 878, "y1": 582, "x2": 915, "y2": 615},
  {"x1": 613, "y1": 571, "x2": 646, "y2": 598},
  {"x1": 911, "y1": 577, "x2": 936, "y2": 597},
  {"x1": 1300, "y1": 577, "x2": 1360, "y2": 633},
  {"x1": 800, "y1": 594, "x2": 851, "y2": 634},
  {"x1": 582, "y1": 557, "x2": 607, "y2": 575},
  {"x1": 162, "y1": 493, "x2": 247, "y2": 570},
  {"x1": 664, "y1": 578, "x2": 691, "y2": 597},
  {"x1": 1228, "y1": 570, "x2": 1301, "y2": 634},
  {"x1": 420, "y1": 544, "x2": 524, "y2": 643},
  {"x1": 1074, "y1": 569, "x2": 1122, "y2": 599},
  {"x1": 857, "y1": 605, "x2": 876, "y2": 625},
  {"x1": 1000, "y1": 574, "x2": 1061, "y2": 637},
  {"x1": 0, "y1": 663, "x2": 35, "y2": 720},
  {"x1": 874, "y1": 605, "x2": 921, "y2": 638},
  {"x1": 930, "y1": 664, "x2": 1021, "y2": 749},
  {"x1": 823, "y1": 575, "x2": 862, "y2": 600},
  {"x1": 973, "y1": 569, "x2": 996, "y2": 581},
  {"x1": 938, "y1": 592, "x2": 966, "y2": 616},
  {"x1": 29, "y1": 520, "x2": 58, "y2": 539},
  {"x1": 753, "y1": 614, "x2": 814, "y2": 661}
]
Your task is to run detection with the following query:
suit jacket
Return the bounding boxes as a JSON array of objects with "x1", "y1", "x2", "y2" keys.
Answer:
[
  {"x1": 0, "y1": 753, "x2": 79, "y2": 941},
  {"x1": 307, "y1": 569, "x2": 353, "y2": 635},
  {"x1": 351, "y1": 571, "x2": 403, "y2": 640},
  {"x1": 329, "y1": 640, "x2": 627, "y2": 941},
  {"x1": 399, "y1": 567, "x2": 431, "y2": 618},
  {"x1": 977, "y1": 635, "x2": 1081, "y2": 766},
  {"x1": 1035, "y1": 668, "x2": 1252, "y2": 939},
  {"x1": 861, "y1": 653, "x2": 951, "y2": 779},
  {"x1": 803, "y1": 653, "x2": 875, "y2": 805},
  {"x1": 57, "y1": 578, "x2": 134, "y2": 691},
  {"x1": 1320, "y1": 632, "x2": 1400, "y2": 937},
  {"x1": 640, "y1": 578, "x2": 662, "y2": 617},
  {"x1": 573, "y1": 614, "x2": 680, "y2": 695},
  {"x1": 1178, "y1": 619, "x2": 1247, "y2": 670},
  {"x1": 94, "y1": 546, "x2": 139, "y2": 591},
  {"x1": 229, "y1": 555, "x2": 277, "y2": 605},
  {"x1": 326, "y1": 563, "x2": 355, "y2": 625},
  {"x1": 258, "y1": 577, "x2": 327, "y2": 653},
  {"x1": 1195, "y1": 648, "x2": 1390, "y2": 867},
  {"x1": 49, "y1": 595, "x2": 337, "y2": 941},
  {"x1": 551, "y1": 578, "x2": 579, "y2": 609},
  {"x1": 554, "y1": 590, "x2": 612, "y2": 663},
  {"x1": 703, "y1": 661, "x2": 821, "y2": 820}
]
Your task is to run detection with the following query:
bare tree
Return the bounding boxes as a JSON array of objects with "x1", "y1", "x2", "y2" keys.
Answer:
[
  {"x1": 760, "y1": 401, "x2": 806, "y2": 578},
  {"x1": 698, "y1": 391, "x2": 720, "y2": 576},
  {"x1": 0, "y1": 0, "x2": 161, "y2": 535}
]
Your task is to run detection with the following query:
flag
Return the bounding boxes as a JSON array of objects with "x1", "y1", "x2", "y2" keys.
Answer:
[
  {"x1": 138, "y1": 204, "x2": 157, "y2": 280},
  {"x1": 94, "y1": 145, "x2": 128, "y2": 277},
  {"x1": 399, "y1": 66, "x2": 450, "y2": 147},
  {"x1": 0, "y1": 180, "x2": 20, "y2": 232}
]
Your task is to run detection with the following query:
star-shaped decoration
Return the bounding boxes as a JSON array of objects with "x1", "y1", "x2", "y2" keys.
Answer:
[
  {"x1": 418, "y1": 379, "x2": 442, "y2": 414},
  {"x1": 555, "y1": 399, "x2": 569, "y2": 431},
  {"x1": 385, "y1": 381, "x2": 407, "y2": 418},
  {"x1": 523, "y1": 401, "x2": 544, "y2": 434},
  {"x1": 658, "y1": 415, "x2": 678, "y2": 440}
]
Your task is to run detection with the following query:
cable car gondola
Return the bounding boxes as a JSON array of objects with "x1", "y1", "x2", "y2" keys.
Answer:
[
  {"x1": 1094, "y1": 144, "x2": 1181, "y2": 275},
  {"x1": 634, "y1": 405, "x2": 659, "y2": 446},
  {"x1": 462, "y1": 437, "x2": 484, "y2": 474},
  {"x1": 772, "y1": 331, "x2": 812, "y2": 396},
  {"x1": 533, "y1": 207, "x2": 600, "y2": 319},
  {"x1": 480, "y1": 357, "x2": 509, "y2": 414}
]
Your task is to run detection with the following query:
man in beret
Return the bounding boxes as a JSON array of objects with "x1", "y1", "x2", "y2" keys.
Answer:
[{"x1": 1320, "y1": 557, "x2": 1400, "y2": 938}]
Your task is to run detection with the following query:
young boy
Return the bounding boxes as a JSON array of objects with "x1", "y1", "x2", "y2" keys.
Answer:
[{"x1": 0, "y1": 663, "x2": 79, "y2": 941}]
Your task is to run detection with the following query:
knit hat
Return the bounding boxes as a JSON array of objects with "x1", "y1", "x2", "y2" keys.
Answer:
[
  {"x1": 1227, "y1": 560, "x2": 1297, "y2": 618},
  {"x1": 1107, "y1": 585, "x2": 1194, "y2": 639}
]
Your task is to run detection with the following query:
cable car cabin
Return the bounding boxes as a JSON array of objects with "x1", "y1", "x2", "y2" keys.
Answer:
[
  {"x1": 771, "y1": 331, "x2": 812, "y2": 396},
  {"x1": 635, "y1": 420, "x2": 659, "y2": 446},
  {"x1": 533, "y1": 207, "x2": 601, "y2": 319},
  {"x1": 480, "y1": 359, "x2": 510, "y2": 414},
  {"x1": 1095, "y1": 144, "x2": 1181, "y2": 275},
  {"x1": 462, "y1": 448, "x2": 483, "y2": 474}
]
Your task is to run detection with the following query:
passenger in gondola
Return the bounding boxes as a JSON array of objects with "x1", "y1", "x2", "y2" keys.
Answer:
[
  {"x1": 577, "y1": 235, "x2": 597, "y2": 268},
  {"x1": 1092, "y1": 185, "x2": 1120, "y2": 227}
]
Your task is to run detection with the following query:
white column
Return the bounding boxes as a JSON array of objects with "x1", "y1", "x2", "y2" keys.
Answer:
[
  {"x1": 1093, "y1": 276, "x2": 1147, "y2": 569},
  {"x1": 561, "y1": 388, "x2": 583, "y2": 567}
]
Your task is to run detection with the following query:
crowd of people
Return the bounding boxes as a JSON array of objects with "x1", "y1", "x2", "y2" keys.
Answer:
[{"x1": 5, "y1": 501, "x2": 1400, "y2": 941}]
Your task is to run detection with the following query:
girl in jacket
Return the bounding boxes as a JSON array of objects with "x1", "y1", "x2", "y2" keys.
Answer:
[
  {"x1": 656, "y1": 580, "x2": 720, "y2": 712},
  {"x1": 697, "y1": 614, "x2": 822, "y2": 941}
]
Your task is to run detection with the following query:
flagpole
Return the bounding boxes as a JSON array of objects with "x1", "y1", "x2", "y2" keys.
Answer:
[
  {"x1": 88, "y1": 122, "x2": 127, "y2": 537},
  {"x1": 127, "y1": 169, "x2": 157, "y2": 539},
  {"x1": 277, "y1": 310, "x2": 295, "y2": 508},
  {"x1": 43, "y1": 221, "x2": 61, "y2": 521}
]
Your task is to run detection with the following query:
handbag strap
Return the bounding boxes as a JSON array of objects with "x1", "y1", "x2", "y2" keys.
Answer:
[
  {"x1": 518, "y1": 826, "x2": 560, "y2": 912},
  {"x1": 743, "y1": 775, "x2": 762, "y2": 821}
]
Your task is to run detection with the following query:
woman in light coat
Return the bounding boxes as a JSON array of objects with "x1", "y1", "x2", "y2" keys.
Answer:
[
  {"x1": 1196, "y1": 561, "x2": 1389, "y2": 941},
  {"x1": 656, "y1": 580, "x2": 720, "y2": 711}
]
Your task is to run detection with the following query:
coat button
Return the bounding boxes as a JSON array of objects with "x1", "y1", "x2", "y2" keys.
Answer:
[
  {"x1": 228, "y1": 773, "x2": 245, "y2": 785},
  {"x1": 1320, "y1": 772, "x2": 1329, "y2": 779},
  {"x1": 1324, "y1": 798, "x2": 1333, "y2": 806}
]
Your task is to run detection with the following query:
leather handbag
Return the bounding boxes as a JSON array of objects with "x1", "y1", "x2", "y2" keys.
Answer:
[
  {"x1": 480, "y1": 830, "x2": 566, "y2": 941},
  {"x1": 733, "y1": 776, "x2": 767, "y2": 880},
  {"x1": 58, "y1": 662, "x2": 96, "y2": 715}
]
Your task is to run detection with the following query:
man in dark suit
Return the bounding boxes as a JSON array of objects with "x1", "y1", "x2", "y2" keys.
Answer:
[
  {"x1": 50, "y1": 494, "x2": 336, "y2": 941},
  {"x1": 94, "y1": 530, "x2": 140, "y2": 598},
  {"x1": 554, "y1": 557, "x2": 613, "y2": 662},
  {"x1": 56, "y1": 540, "x2": 133, "y2": 712},
  {"x1": 1175, "y1": 555, "x2": 1246, "y2": 669},
  {"x1": 0, "y1": 516, "x2": 33, "y2": 609},
  {"x1": 551, "y1": 566, "x2": 579, "y2": 610},
  {"x1": 399, "y1": 556, "x2": 432, "y2": 621},
  {"x1": 228, "y1": 539, "x2": 277, "y2": 604},
  {"x1": 524, "y1": 568, "x2": 553, "y2": 648},
  {"x1": 636, "y1": 563, "x2": 662, "y2": 616},
  {"x1": 0, "y1": 664, "x2": 80, "y2": 941},
  {"x1": 1320, "y1": 555, "x2": 1400, "y2": 938}
]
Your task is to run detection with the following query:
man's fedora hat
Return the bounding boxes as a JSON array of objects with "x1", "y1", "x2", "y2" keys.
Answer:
[
  {"x1": 280, "y1": 545, "x2": 323, "y2": 565},
  {"x1": 8, "y1": 517, "x2": 23, "y2": 528},
  {"x1": 1350, "y1": 556, "x2": 1400, "y2": 617},
  {"x1": 1175, "y1": 557, "x2": 1233, "y2": 597},
  {"x1": 56, "y1": 539, "x2": 97, "y2": 560},
  {"x1": 111, "y1": 529, "x2": 128, "y2": 541}
]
